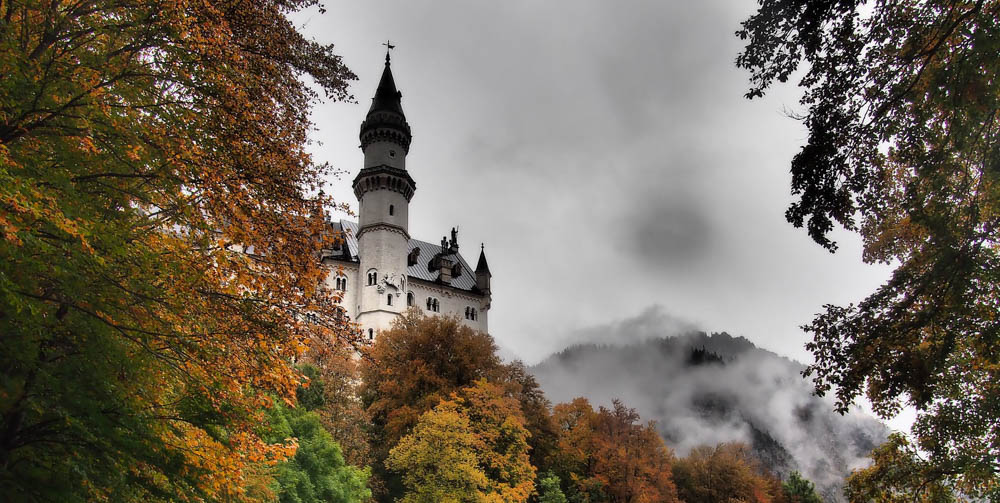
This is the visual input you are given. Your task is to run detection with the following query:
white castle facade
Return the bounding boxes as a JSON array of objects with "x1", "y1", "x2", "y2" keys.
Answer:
[{"x1": 320, "y1": 53, "x2": 492, "y2": 339}]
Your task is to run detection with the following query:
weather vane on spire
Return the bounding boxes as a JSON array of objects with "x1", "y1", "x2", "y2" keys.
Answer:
[{"x1": 383, "y1": 40, "x2": 395, "y2": 62}]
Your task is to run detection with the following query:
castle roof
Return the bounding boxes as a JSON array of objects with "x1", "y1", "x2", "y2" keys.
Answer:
[
  {"x1": 324, "y1": 220, "x2": 480, "y2": 293},
  {"x1": 367, "y1": 54, "x2": 405, "y2": 116},
  {"x1": 476, "y1": 245, "x2": 491, "y2": 276},
  {"x1": 359, "y1": 54, "x2": 412, "y2": 153}
]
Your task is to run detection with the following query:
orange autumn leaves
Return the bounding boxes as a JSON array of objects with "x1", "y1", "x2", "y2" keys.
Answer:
[
  {"x1": 362, "y1": 313, "x2": 790, "y2": 503},
  {"x1": 1, "y1": 0, "x2": 356, "y2": 501},
  {"x1": 548, "y1": 398, "x2": 677, "y2": 503}
]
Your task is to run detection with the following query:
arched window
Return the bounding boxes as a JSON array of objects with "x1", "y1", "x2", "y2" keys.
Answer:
[
  {"x1": 433, "y1": 299, "x2": 440, "y2": 312},
  {"x1": 368, "y1": 328, "x2": 373, "y2": 341},
  {"x1": 426, "y1": 297, "x2": 432, "y2": 310},
  {"x1": 389, "y1": 204, "x2": 394, "y2": 216},
  {"x1": 407, "y1": 292, "x2": 414, "y2": 307},
  {"x1": 471, "y1": 308, "x2": 477, "y2": 321},
  {"x1": 464, "y1": 306, "x2": 470, "y2": 319},
  {"x1": 387, "y1": 294, "x2": 393, "y2": 306},
  {"x1": 367, "y1": 270, "x2": 377, "y2": 286}
]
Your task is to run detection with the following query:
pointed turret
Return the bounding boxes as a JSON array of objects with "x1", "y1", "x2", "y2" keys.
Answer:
[
  {"x1": 475, "y1": 244, "x2": 491, "y2": 294},
  {"x1": 359, "y1": 52, "x2": 412, "y2": 157},
  {"x1": 368, "y1": 53, "x2": 405, "y2": 116}
]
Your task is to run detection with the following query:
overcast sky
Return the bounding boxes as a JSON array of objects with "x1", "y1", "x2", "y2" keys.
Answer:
[{"x1": 294, "y1": 0, "x2": 893, "y2": 366}]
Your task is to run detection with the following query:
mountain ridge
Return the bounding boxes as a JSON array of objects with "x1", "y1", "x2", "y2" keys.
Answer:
[{"x1": 530, "y1": 331, "x2": 887, "y2": 503}]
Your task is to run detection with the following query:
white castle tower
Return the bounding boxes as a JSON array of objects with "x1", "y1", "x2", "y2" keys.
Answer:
[
  {"x1": 354, "y1": 51, "x2": 415, "y2": 331},
  {"x1": 321, "y1": 50, "x2": 492, "y2": 340}
]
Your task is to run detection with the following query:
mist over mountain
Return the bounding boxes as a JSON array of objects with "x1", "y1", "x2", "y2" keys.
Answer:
[{"x1": 530, "y1": 330, "x2": 887, "y2": 502}]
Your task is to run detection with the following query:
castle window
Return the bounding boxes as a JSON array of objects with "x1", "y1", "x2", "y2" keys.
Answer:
[
  {"x1": 387, "y1": 294, "x2": 393, "y2": 306},
  {"x1": 465, "y1": 306, "x2": 470, "y2": 319},
  {"x1": 368, "y1": 328, "x2": 373, "y2": 341},
  {"x1": 389, "y1": 204, "x2": 394, "y2": 216},
  {"x1": 407, "y1": 292, "x2": 414, "y2": 307},
  {"x1": 471, "y1": 308, "x2": 477, "y2": 321},
  {"x1": 367, "y1": 270, "x2": 377, "y2": 286},
  {"x1": 335, "y1": 275, "x2": 347, "y2": 291},
  {"x1": 433, "y1": 299, "x2": 440, "y2": 312},
  {"x1": 426, "y1": 297, "x2": 431, "y2": 310}
]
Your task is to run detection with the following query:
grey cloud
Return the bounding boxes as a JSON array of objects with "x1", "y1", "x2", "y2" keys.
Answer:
[
  {"x1": 629, "y1": 198, "x2": 713, "y2": 267},
  {"x1": 532, "y1": 307, "x2": 887, "y2": 502},
  {"x1": 556, "y1": 305, "x2": 699, "y2": 348}
]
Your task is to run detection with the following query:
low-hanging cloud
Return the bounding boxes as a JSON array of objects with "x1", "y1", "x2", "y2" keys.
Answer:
[
  {"x1": 629, "y1": 199, "x2": 714, "y2": 266},
  {"x1": 531, "y1": 307, "x2": 887, "y2": 503}
]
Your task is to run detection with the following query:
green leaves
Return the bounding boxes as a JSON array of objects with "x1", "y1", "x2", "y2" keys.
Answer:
[
  {"x1": 782, "y1": 471, "x2": 821, "y2": 503},
  {"x1": 266, "y1": 404, "x2": 371, "y2": 503}
]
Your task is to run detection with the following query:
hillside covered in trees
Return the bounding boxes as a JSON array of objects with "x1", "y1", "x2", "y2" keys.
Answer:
[
  {"x1": 531, "y1": 333, "x2": 888, "y2": 502},
  {"x1": 347, "y1": 312, "x2": 824, "y2": 503}
]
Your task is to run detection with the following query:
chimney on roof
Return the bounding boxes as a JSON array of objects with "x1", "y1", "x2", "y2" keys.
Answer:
[{"x1": 437, "y1": 256, "x2": 454, "y2": 285}]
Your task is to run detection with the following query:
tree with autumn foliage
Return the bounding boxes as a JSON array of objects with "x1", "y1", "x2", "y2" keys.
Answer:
[
  {"x1": 386, "y1": 381, "x2": 535, "y2": 503},
  {"x1": 0, "y1": 0, "x2": 358, "y2": 500},
  {"x1": 671, "y1": 443, "x2": 785, "y2": 503},
  {"x1": 297, "y1": 352, "x2": 371, "y2": 468},
  {"x1": 359, "y1": 311, "x2": 555, "y2": 499},
  {"x1": 844, "y1": 433, "x2": 958, "y2": 503},
  {"x1": 384, "y1": 398, "x2": 488, "y2": 503},
  {"x1": 548, "y1": 398, "x2": 678, "y2": 503},
  {"x1": 737, "y1": 1, "x2": 1000, "y2": 498}
]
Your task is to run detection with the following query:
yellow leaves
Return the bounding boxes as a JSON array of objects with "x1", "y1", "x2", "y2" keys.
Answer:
[
  {"x1": 2, "y1": 0, "x2": 358, "y2": 499},
  {"x1": 125, "y1": 144, "x2": 143, "y2": 161}
]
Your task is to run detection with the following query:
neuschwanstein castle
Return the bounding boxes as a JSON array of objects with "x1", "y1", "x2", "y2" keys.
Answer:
[{"x1": 321, "y1": 53, "x2": 492, "y2": 339}]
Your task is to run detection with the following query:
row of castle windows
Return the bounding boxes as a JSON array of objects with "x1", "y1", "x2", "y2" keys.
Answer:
[
  {"x1": 363, "y1": 175, "x2": 409, "y2": 195},
  {"x1": 340, "y1": 272, "x2": 478, "y2": 320}
]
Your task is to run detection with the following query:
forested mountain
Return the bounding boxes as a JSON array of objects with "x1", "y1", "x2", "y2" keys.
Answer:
[{"x1": 531, "y1": 333, "x2": 888, "y2": 502}]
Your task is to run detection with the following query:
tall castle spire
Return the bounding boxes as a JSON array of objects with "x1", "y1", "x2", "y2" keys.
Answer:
[{"x1": 359, "y1": 49, "x2": 411, "y2": 158}]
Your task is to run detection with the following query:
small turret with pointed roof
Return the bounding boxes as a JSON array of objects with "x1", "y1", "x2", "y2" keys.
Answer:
[{"x1": 475, "y1": 243, "x2": 491, "y2": 294}]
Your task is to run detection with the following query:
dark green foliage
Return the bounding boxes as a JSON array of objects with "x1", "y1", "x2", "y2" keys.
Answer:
[
  {"x1": 266, "y1": 404, "x2": 371, "y2": 503},
  {"x1": 687, "y1": 347, "x2": 726, "y2": 366},
  {"x1": 296, "y1": 364, "x2": 327, "y2": 412},
  {"x1": 783, "y1": 472, "x2": 821, "y2": 503}
]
